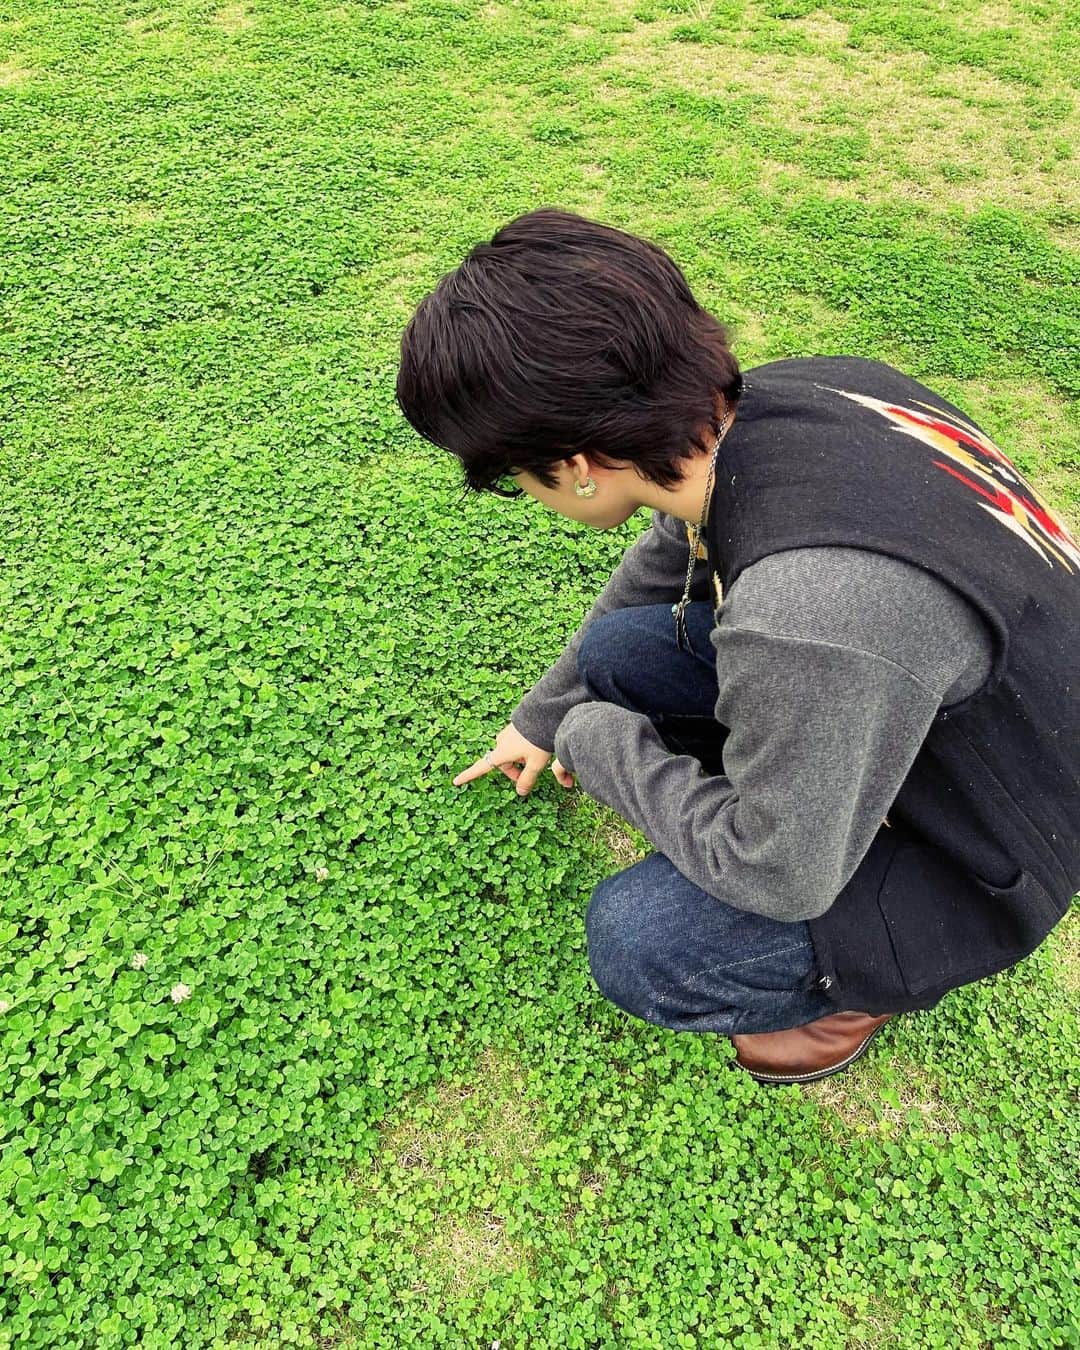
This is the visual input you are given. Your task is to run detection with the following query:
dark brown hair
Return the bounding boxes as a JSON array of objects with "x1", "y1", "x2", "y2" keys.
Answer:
[{"x1": 395, "y1": 207, "x2": 742, "y2": 499}]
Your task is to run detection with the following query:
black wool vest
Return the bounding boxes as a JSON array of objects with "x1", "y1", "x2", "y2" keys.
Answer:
[{"x1": 704, "y1": 355, "x2": 1080, "y2": 1014}]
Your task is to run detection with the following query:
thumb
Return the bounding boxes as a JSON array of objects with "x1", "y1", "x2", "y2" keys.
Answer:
[{"x1": 513, "y1": 756, "x2": 548, "y2": 797}]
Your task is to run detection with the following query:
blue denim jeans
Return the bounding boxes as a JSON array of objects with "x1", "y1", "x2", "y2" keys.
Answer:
[{"x1": 575, "y1": 601, "x2": 838, "y2": 1035}]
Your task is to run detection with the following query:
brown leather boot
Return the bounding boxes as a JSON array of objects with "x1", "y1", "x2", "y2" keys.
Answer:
[{"x1": 730, "y1": 1010, "x2": 896, "y2": 1085}]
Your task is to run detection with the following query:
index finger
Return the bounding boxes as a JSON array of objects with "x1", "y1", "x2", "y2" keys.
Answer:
[{"x1": 452, "y1": 757, "x2": 494, "y2": 787}]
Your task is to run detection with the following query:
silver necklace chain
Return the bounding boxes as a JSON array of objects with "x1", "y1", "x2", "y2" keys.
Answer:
[{"x1": 672, "y1": 402, "x2": 731, "y2": 654}]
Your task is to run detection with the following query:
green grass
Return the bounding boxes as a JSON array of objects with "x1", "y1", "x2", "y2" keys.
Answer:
[{"x1": 1, "y1": 0, "x2": 1078, "y2": 1346}]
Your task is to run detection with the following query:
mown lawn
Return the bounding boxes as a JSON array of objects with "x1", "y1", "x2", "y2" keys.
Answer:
[{"x1": 1, "y1": 0, "x2": 1077, "y2": 1346}]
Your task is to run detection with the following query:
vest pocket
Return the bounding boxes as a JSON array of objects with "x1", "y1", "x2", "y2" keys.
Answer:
[{"x1": 874, "y1": 839, "x2": 1048, "y2": 998}]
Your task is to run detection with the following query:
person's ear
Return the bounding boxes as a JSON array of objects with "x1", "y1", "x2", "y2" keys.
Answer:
[{"x1": 567, "y1": 452, "x2": 593, "y2": 483}]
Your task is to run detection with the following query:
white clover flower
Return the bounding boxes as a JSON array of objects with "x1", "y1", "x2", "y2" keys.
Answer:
[
  {"x1": 0, "y1": 999, "x2": 10, "y2": 1014},
  {"x1": 315, "y1": 866, "x2": 330, "y2": 882},
  {"x1": 170, "y1": 982, "x2": 191, "y2": 1003},
  {"x1": 132, "y1": 952, "x2": 148, "y2": 970}
]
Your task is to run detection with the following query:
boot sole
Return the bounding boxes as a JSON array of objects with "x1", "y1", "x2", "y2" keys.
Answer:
[{"x1": 738, "y1": 1021, "x2": 891, "y2": 1086}]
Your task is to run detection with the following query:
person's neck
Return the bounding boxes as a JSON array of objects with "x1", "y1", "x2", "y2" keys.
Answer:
[{"x1": 635, "y1": 404, "x2": 736, "y2": 526}]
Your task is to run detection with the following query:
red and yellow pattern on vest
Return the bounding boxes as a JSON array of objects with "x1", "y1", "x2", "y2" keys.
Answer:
[{"x1": 819, "y1": 386, "x2": 1080, "y2": 574}]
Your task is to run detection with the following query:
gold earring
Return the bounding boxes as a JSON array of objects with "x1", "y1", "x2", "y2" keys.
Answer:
[{"x1": 574, "y1": 476, "x2": 598, "y2": 498}]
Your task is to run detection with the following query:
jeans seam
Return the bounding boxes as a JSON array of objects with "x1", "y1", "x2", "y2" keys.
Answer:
[{"x1": 683, "y1": 942, "x2": 813, "y2": 993}]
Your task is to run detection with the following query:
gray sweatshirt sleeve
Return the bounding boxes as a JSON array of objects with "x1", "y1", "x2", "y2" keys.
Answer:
[
  {"x1": 509, "y1": 509, "x2": 711, "y2": 752},
  {"x1": 552, "y1": 545, "x2": 994, "y2": 923}
]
